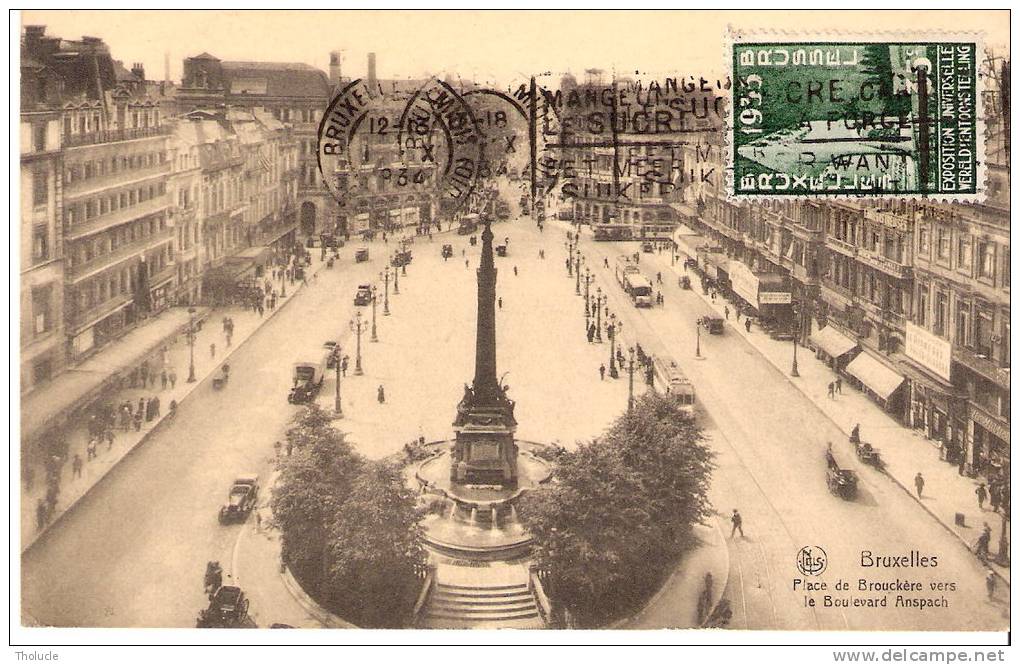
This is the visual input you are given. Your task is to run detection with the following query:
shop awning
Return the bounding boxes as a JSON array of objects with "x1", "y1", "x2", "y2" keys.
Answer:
[
  {"x1": 810, "y1": 326, "x2": 858, "y2": 359},
  {"x1": 847, "y1": 352, "x2": 905, "y2": 400}
]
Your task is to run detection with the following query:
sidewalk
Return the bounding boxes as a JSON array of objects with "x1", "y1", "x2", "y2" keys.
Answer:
[
  {"x1": 647, "y1": 250, "x2": 1011, "y2": 585},
  {"x1": 616, "y1": 521, "x2": 730, "y2": 629},
  {"x1": 21, "y1": 254, "x2": 326, "y2": 553}
]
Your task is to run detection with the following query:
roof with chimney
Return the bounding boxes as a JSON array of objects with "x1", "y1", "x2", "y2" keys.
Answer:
[{"x1": 220, "y1": 60, "x2": 330, "y2": 99}]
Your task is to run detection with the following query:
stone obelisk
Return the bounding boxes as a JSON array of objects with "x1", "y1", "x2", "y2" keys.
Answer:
[{"x1": 451, "y1": 221, "x2": 518, "y2": 487}]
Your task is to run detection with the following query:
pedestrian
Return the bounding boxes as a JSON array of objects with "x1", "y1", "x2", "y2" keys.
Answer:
[
  {"x1": 976, "y1": 523, "x2": 992, "y2": 560},
  {"x1": 724, "y1": 306, "x2": 730, "y2": 320},
  {"x1": 657, "y1": 271, "x2": 662, "y2": 284},
  {"x1": 377, "y1": 385, "x2": 386, "y2": 404},
  {"x1": 210, "y1": 342, "x2": 216, "y2": 359},
  {"x1": 604, "y1": 257, "x2": 609, "y2": 268},
  {"x1": 587, "y1": 324, "x2": 595, "y2": 344},
  {"x1": 986, "y1": 569, "x2": 997, "y2": 600},
  {"x1": 599, "y1": 364, "x2": 606, "y2": 381},
  {"x1": 86, "y1": 437, "x2": 97, "y2": 460},
  {"x1": 258, "y1": 303, "x2": 264, "y2": 317},
  {"x1": 465, "y1": 259, "x2": 470, "y2": 269},
  {"x1": 513, "y1": 265, "x2": 518, "y2": 276},
  {"x1": 274, "y1": 440, "x2": 282, "y2": 458},
  {"x1": 140, "y1": 362, "x2": 149, "y2": 388},
  {"x1": 133, "y1": 410, "x2": 143, "y2": 432},
  {"x1": 498, "y1": 297, "x2": 503, "y2": 309},
  {"x1": 160, "y1": 368, "x2": 168, "y2": 390},
  {"x1": 850, "y1": 423, "x2": 860, "y2": 444},
  {"x1": 827, "y1": 382, "x2": 835, "y2": 399},
  {"x1": 835, "y1": 377, "x2": 842, "y2": 394},
  {"x1": 106, "y1": 427, "x2": 115, "y2": 450},
  {"x1": 341, "y1": 356, "x2": 349, "y2": 377},
  {"x1": 745, "y1": 318, "x2": 752, "y2": 333},
  {"x1": 72, "y1": 454, "x2": 83, "y2": 479},
  {"x1": 286, "y1": 440, "x2": 293, "y2": 457},
  {"x1": 36, "y1": 499, "x2": 47, "y2": 531},
  {"x1": 153, "y1": 396, "x2": 161, "y2": 418},
  {"x1": 914, "y1": 472, "x2": 925, "y2": 498},
  {"x1": 736, "y1": 309, "x2": 742, "y2": 322},
  {"x1": 169, "y1": 368, "x2": 177, "y2": 389},
  {"x1": 989, "y1": 483, "x2": 1001, "y2": 513},
  {"x1": 730, "y1": 509, "x2": 744, "y2": 538}
]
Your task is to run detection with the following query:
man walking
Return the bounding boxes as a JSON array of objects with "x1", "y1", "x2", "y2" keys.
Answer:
[
  {"x1": 599, "y1": 364, "x2": 606, "y2": 381},
  {"x1": 169, "y1": 368, "x2": 177, "y2": 389},
  {"x1": 745, "y1": 318, "x2": 752, "y2": 333},
  {"x1": 976, "y1": 482, "x2": 988, "y2": 509},
  {"x1": 986, "y1": 569, "x2": 997, "y2": 600},
  {"x1": 730, "y1": 509, "x2": 744, "y2": 538},
  {"x1": 72, "y1": 454, "x2": 83, "y2": 479},
  {"x1": 835, "y1": 377, "x2": 843, "y2": 394},
  {"x1": 587, "y1": 324, "x2": 595, "y2": 344},
  {"x1": 210, "y1": 342, "x2": 216, "y2": 359},
  {"x1": 827, "y1": 382, "x2": 835, "y2": 399},
  {"x1": 914, "y1": 472, "x2": 925, "y2": 498},
  {"x1": 377, "y1": 385, "x2": 386, "y2": 404},
  {"x1": 161, "y1": 368, "x2": 168, "y2": 390},
  {"x1": 724, "y1": 306, "x2": 730, "y2": 320}
]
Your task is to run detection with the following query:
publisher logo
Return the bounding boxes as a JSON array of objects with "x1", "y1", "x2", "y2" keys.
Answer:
[{"x1": 796, "y1": 546, "x2": 828, "y2": 576}]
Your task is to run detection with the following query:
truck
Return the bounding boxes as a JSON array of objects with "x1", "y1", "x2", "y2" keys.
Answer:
[{"x1": 288, "y1": 345, "x2": 330, "y2": 404}]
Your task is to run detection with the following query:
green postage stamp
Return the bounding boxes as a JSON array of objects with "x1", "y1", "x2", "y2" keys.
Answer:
[{"x1": 729, "y1": 34, "x2": 983, "y2": 199}]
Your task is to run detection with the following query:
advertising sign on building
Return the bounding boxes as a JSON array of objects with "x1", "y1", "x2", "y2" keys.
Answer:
[
  {"x1": 728, "y1": 261, "x2": 760, "y2": 308},
  {"x1": 905, "y1": 322, "x2": 952, "y2": 382},
  {"x1": 758, "y1": 291, "x2": 793, "y2": 305}
]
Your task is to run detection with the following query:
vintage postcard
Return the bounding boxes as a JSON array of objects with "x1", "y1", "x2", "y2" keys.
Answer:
[{"x1": 12, "y1": 7, "x2": 1011, "y2": 655}]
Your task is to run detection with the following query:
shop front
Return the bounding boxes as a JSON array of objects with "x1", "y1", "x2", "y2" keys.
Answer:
[
  {"x1": 969, "y1": 404, "x2": 1010, "y2": 481},
  {"x1": 729, "y1": 260, "x2": 792, "y2": 329},
  {"x1": 846, "y1": 351, "x2": 907, "y2": 417},
  {"x1": 901, "y1": 322, "x2": 965, "y2": 460},
  {"x1": 673, "y1": 226, "x2": 711, "y2": 267}
]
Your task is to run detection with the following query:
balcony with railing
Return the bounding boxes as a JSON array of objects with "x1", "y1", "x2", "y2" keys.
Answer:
[
  {"x1": 67, "y1": 229, "x2": 174, "y2": 284},
  {"x1": 64, "y1": 163, "x2": 171, "y2": 200},
  {"x1": 856, "y1": 249, "x2": 913, "y2": 279},
  {"x1": 66, "y1": 196, "x2": 170, "y2": 241},
  {"x1": 67, "y1": 292, "x2": 132, "y2": 332},
  {"x1": 954, "y1": 345, "x2": 1011, "y2": 391},
  {"x1": 63, "y1": 125, "x2": 172, "y2": 149},
  {"x1": 863, "y1": 208, "x2": 913, "y2": 232}
]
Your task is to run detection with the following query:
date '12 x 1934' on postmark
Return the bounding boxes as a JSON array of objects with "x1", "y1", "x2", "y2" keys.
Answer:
[{"x1": 730, "y1": 39, "x2": 981, "y2": 198}]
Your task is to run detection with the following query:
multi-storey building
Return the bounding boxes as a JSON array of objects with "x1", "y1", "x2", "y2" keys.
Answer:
[
  {"x1": 20, "y1": 76, "x2": 65, "y2": 394},
  {"x1": 176, "y1": 52, "x2": 327, "y2": 238},
  {"x1": 22, "y1": 26, "x2": 175, "y2": 362},
  {"x1": 167, "y1": 118, "x2": 204, "y2": 305}
]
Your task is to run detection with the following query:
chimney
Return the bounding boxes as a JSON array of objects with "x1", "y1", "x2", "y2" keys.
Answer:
[
  {"x1": 131, "y1": 62, "x2": 145, "y2": 81},
  {"x1": 329, "y1": 51, "x2": 342, "y2": 87},
  {"x1": 164, "y1": 52, "x2": 170, "y2": 83},
  {"x1": 367, "y1": 52, "x2": 377, "y2": 89},
  {"x1": 23, "y1": 25, "x2": 46, "y2": 56}
]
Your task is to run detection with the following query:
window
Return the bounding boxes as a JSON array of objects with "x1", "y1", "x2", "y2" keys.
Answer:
[
  {"x1": 1003, "y1": 247, "x2": 1010, "y2": 288},
  {"x1": 934, "y1": 291, "x2": 948, "y2": 336},
  {"x1": 33, "y1": 123, "x2": 47, "y2": 152},
  {"x1": 32, "y1": 226, "x2": 49, "y2": 263},
  {"x1": 975, "y1": 311, "x2": 994, "y2": 357},
  {"x1": 32, "y1": 285, "x2": 52, "y2": 334},
  {"x1": 916, "y1": 284, "x2": 928, "y2": 326},
  {"x1": 957, "y1": 236, "x2": 972, "y2": 269},
  {"x1": 32, "y1": 168, "x2": 48, "y2": 207},
  {"x1": 918, "y1": 227, "x2": 929, "y2": 254},
  {"x1": 978, "y1": 243, "x2": 996, "y2": 279},
  {"x1": 937, "y1": 227, "x2": 951, "y2": 260},
  {"x1": 956, "y1": 304, "x2": 972, "y2": 347}
]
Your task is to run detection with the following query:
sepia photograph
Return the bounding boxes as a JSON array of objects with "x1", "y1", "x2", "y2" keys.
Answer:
[{"x1": 10, "y1": 6, "x2": 1013, "y2": 656}]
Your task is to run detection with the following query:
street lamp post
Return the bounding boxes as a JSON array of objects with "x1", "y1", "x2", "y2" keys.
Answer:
[
  {"x1": 791, "y1": 336, "x2": 800, "y2": 377},
  {"x1": 627, "y1": 347, "x2": 636, "y2": 413},
  {"x1": 608, "y1": 313, "x2": 619, "y2": 379},
  {"x1": 382, "y1": 269, "x2": 391, "y2": 316},
  {"x1": 186, "y1": 307, "x2": 197, "y2": 383},
  {"x1": 696, "y1": 322, "x2": 702, "y2": 358},
  {"x1": 583, "y1": 269, "x2": 591, "y2": 316},
  {"x1": 393, "y1": 258, "x2": 400, "y2": 294},
  {"x1": 371, "y1": 287, "x2": 379, "y2": 342},
  {"x1": 595, "y1": 289, "x2": 604, "y2": 342},
  {"x1": 350, "y1": 312, "x2": 365, "y2": 375},
  {"x1": 575, "y1": 253, "x2": 582, "y2": 295},
  {"x1": 333, "y1": 346, "x2": 344, "y2": 418}
]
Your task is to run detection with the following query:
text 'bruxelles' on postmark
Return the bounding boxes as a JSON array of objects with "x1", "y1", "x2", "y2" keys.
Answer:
[{"x1": 728, "y1": 33, "x2": 984, "y2": 200}]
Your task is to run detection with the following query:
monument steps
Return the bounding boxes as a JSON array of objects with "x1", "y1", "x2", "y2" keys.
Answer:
[{"x1": 421, "y1": 582, "x2": 543, "y2": 628}]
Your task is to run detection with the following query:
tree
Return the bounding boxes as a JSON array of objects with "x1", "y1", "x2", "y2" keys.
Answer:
[
  {"x1": 323, "y1": 461, "x2": 426, "y2": 627},
  {"x1": 271, "y1": 405, "x2": 362, "y2": 592},
  {"x1": 517, "y1": 392, "x2": 714, "y2": 626}
]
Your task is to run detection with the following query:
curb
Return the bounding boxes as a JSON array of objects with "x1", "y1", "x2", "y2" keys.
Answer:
[
  {"x1": 22, "y1": 270, "x2": 316, "y2": 555},
  {"x1": 679, "y1": 263, "x2": 1011, "y2": 587},
  {"x1": 608, "y1": 519, "x2": 730, "y2": 629},
  {"x1": 279, "y1": 565, "x2": 357, "y2": 629}
]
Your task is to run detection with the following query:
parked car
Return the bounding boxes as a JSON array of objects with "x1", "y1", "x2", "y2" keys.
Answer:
[
  {"x1": 355, "y1": 247, "x2": 369, "y2": 262},
  {"x1": 441, "y1": 244, "x2": 454, "y2": 259},
  {"x1": 496, "y1": 244, "x2": 508, "y2": 257},
  {"x1": 218, "y1": 474, "x2": 259, "y2": 524},
  {"x1": 354, "y1": 284, "x2": 373, "y2": 306},
  {"x1": 698, "y1": 316, "x2": 724, "y2": 335},
  {"x1": 197, "y1": 586, "x2": 250, "y2": 628},
  {"x1": 642, "y1": 241, "x2": 654, "y2": 253}
]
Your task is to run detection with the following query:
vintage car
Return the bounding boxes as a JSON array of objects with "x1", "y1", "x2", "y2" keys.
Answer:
[
  {"x1": 557, "y1": 209, "x2": 575, "y2": 221},
  {"x1": 197, "y1": 586, "x2": 250, "y2": 628},
  {"x1": 288, "y1": 351, "x2": 327, "y2": 404},
  {"x1": 355, "y1": 247, "x2": 369, "y2": 263},
  {"x1": 354, "y1": 284, "x2": 373, "y2": 306},
  {"x1": 495, "y1": 244, "x2": 508, "y2": 257},
  {"x1": 218, "y1": 474, "x2": 259, "y2": 524},
  {"x1": 698, "y1": 316, "x2": 724, "y2": 335},
  {"x1": 642, "y1": 241, "x2": 654, "y2": 253},
  {"x1": 825, "y1": 449, "x2": 858, "y2": 500},
  {"x1": 320, "y1": 233, "x2": 340, "y2": 249},
  {"x1": 441, "y1": 244, "x2": 454, "y2": 259}
]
